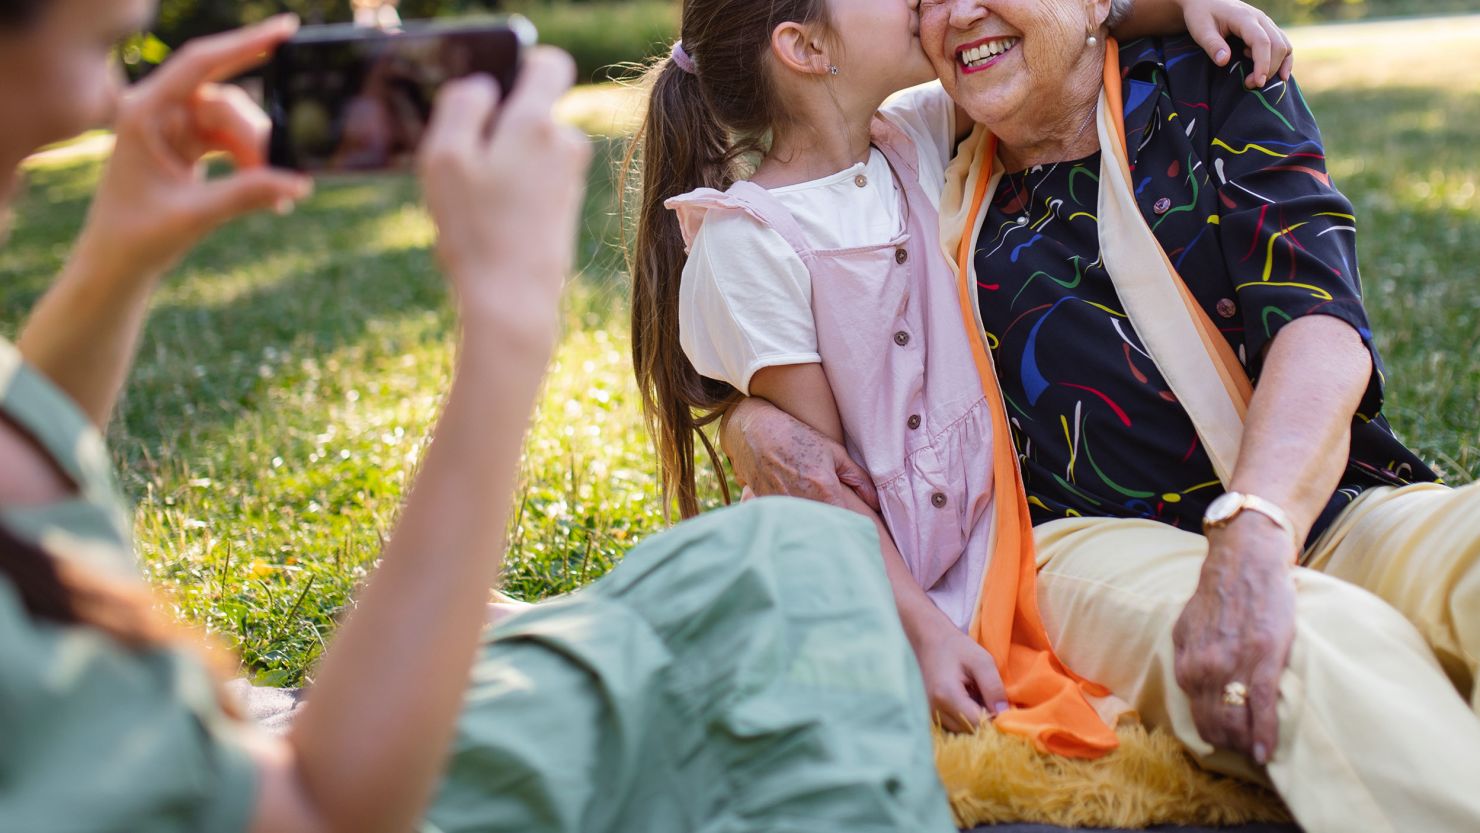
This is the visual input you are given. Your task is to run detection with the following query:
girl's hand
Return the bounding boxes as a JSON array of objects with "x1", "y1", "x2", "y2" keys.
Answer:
[
  {"x1": 909, "y1": 610, "x2": 1008, "y2": 733},
  {"x1": 418, "y1": 48, "x2": 591, "y2": 349},
  {"x1": 79, "y1": 15, "x2": 313, "y2": 284},
  {"x1": 1181, "y1": 0, "x2": 1295, "y2": 88}
]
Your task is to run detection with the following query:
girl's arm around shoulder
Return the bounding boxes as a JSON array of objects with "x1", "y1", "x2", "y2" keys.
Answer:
[{"x1": 1113, "y1": 0, "x2": 1293, "y2": 87}]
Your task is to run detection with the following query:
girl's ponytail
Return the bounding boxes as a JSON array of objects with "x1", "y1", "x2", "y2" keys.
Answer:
[
  {"x1": 624, "y1": 54, "x2": 737, "y2": 519},
  {"x1": 622, "y1": 0, "x2": 831, "y2": 519}
]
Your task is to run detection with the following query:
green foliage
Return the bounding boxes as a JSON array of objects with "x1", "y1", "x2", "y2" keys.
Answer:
[
  {"x1": 151, "y1": 1, "x2": 496, "y2": 43},
  {"x1": 147, "y1": 0, "x2": 677, "y2": 83},
  {"x1": 147, "y1": 1, "x2": 678, "y2": 87},
  {"x1": 1262, "y1": 0, "x2": 1477, "y2": 23},
  {"x1": 507, "y1": 1, "x2": 678, "y2": 84}
]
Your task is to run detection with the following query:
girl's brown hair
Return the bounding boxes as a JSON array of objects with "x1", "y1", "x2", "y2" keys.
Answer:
[{"x1": 623, "y1": 0, "x2": 831, "y2": 518}]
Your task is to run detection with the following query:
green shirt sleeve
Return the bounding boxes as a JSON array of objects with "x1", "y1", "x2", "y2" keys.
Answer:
[{"x1": 0, "y1": 580, "x2": 259, "y2": 833}]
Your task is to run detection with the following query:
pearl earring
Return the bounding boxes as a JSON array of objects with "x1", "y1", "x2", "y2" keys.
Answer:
[{"x1": 1087, "y1": 34, "x2": 1099, "y2": 48}]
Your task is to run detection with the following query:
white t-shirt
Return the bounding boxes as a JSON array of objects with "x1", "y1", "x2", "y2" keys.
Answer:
[{"x1": 678, "y1": 82, "x2": 956, "y2": 395}]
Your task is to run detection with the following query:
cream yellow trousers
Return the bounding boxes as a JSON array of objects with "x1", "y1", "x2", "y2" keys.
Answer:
[{"x1": 1033, "y1": 482, "x2": 1480, "y2": 833}]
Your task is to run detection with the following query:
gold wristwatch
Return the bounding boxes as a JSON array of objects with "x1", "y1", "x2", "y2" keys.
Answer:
[{"x1": 1202, "y1": 491, "x2": 1300, "y2": 550}]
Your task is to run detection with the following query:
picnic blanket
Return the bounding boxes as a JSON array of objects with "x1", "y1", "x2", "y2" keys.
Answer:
[{"x1": 232, "y1": 682, "x2": 1297, "y2": 833}]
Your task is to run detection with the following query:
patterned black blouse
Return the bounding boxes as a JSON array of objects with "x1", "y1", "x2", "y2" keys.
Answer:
[{"x1": 971, "y1": 36, "x2": 1436, "y2": 541}]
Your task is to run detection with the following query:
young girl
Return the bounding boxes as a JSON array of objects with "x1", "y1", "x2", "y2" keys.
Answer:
[{"x1": 628, "y1": 0, "x2": 1292, "y2": 753}]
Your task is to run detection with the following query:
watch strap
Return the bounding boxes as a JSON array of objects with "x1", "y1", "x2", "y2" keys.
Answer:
[{"x1": 1204, "y1": 492, "x2": 1301, "y2": 552}]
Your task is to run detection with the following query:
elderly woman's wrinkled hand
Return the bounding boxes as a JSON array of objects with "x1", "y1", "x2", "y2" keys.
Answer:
[
  {"x1": 721, "y1": 397, "x2": 881, "y2": 511},
  {"x1": 1179, "y1": 0, "x2": 1294, "y2": 88},
  {"x1": 1172, "y1": 516, "x2": 1298, "y2": 765}
]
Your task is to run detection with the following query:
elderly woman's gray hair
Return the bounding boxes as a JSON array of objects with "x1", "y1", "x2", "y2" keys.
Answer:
[{"x1": 1107, "y1": 0, "x2": 1134, "y2": 30}]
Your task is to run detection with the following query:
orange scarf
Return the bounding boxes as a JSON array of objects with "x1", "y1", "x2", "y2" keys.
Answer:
[{"x1": 943, "y1": 42, "x2": 1253, "y2": 759}]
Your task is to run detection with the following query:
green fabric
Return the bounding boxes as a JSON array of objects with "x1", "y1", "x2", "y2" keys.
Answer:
[
  {"x1": 0, "y1": 336, "x2": 258, "y2": 832},
  {"x1": 0, "y1": 578, "x2": 259, "y2": 832},
  {"x1": 423, "y1": 498, "x2": 957, "y2": 833},
  {"x1": 0, "y1": 335, "x2": 951, "y2": 830},
  {"x1": 0, "y1": 337, "x2": 134, "y2": 576}
]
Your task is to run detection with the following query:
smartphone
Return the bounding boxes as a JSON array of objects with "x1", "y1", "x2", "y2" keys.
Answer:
[{"x1": 265, "y1": 17, "x2": 536, "y2": 173}]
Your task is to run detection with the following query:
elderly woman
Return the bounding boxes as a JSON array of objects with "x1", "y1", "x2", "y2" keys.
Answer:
[{"x1": 724, "y1": 0, "x2": 1480, "y2": 829}]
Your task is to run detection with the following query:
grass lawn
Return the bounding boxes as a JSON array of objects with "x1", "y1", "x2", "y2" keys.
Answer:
[{"x1": 3, "y1": 16, "x2": 1477, "y2": 685}]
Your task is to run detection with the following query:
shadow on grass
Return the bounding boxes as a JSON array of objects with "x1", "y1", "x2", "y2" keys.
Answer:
[{"x1": 1, "y1": 138, "x2": 631, "y2": 464}]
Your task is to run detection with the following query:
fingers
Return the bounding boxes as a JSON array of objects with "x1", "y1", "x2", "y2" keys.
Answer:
[
  {"x1": 1259, "y1": 15, "x2": 1292, "y2": 85},
  {"x1": 1173, "y1": 618, "x2": 1247, "y2": 752},
  {"x1": 497, "y1": 47, "x2": 578, "y2": 130},
  {"x1": 194, "y1": 166, "x2": 313, "y2": 231},
  {"x1": 1179, "y1": 668, "x2": 1248, "y2": 753},
  {"x1": 191, "y1": 83, "x2": 272, "y2": 169},
  {"x1": 154, "y1": 14, "x2": 301, "y2": 100},
  {"x1": 933, "y1": 684, "x2": 988, "y2": 734},
  {"x1": 1186, "y1": 15, "x2": 1232, "y2": 68},
  {"x1": 1269, "y1": 19, "x2": 1295, "y2": 81},
  {"x1": 965, "y1": 651, "x2": 1010, "y2": 716},
  {"x1": 421, "y1": 74, "x2": 502, "y2": 166},
  {"x1": 834, "y1": 450, "x2": 881, "y2": 512},
  {"x1": 1246, "y1": 643, "x2": 1287, "y2": 764},
  {"x1": 1242, "y1": 20, "x2": 1275, "y2": 89}
]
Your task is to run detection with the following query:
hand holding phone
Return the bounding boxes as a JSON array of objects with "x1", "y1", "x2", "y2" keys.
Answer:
[
  {"x1": 419, "y1": 47, "x2": 591, "y2": 345},
  {"x1": 266, "y1": 18, "x2": 535, "y2": 173},
  {"x1": 77, "y1": 16, "x2": 312, "y2": 282}
]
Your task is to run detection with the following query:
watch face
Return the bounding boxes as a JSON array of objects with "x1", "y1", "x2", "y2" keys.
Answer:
[{"x1": 1205, "y1": 493, "x2": 1241, "y2": 523}]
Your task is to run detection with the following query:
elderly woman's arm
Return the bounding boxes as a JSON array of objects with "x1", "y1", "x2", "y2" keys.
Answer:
[
  {"x1": 1169, "y1": 41, "x2": 1392, "y2": 763},
  {"x1": 1173, "y1": 316, "x2": 1371, "y2": 764}
]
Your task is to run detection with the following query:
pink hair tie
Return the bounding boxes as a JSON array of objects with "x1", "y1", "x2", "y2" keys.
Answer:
[{"x1": 670, "y1": 40, "x2": 697, "y2": 75}]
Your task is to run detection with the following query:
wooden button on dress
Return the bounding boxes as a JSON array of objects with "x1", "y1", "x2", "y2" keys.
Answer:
[
  {"x1": 1216, "y1": 298, "x2": 1237, "y2": 319},
  {"x1": 1153, "y1": 197, "x2": 1173, "y2": 215},
  {"x1": 895, "y1": 249, "x2": 909, "y2": 264},
  {"x1": 854, "y1": 174, "x2": 868, "y2": 188},
  {"x1": 931, "y1": 493, "x2": 948, "y2": 508},
  {"x1": 907, "y1": 415, "x2": 921, "y2": 430},
  {"x1": 893, "y1": 331, "x2": 911, "y2": 346}
]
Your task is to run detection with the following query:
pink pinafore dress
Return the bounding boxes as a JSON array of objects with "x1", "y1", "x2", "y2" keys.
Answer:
[{"x1": 670, "y1": 117, "x2": 996, "y2": 630}]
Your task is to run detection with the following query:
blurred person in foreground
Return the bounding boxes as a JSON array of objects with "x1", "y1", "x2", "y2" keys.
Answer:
[{"x1": 0, "y1": 3, "x2": 955, "y2": 832}]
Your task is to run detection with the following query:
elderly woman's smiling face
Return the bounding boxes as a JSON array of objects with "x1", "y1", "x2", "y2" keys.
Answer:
[{"x1": 920, "y1": 0, "x2": 1109, "y2": 128}]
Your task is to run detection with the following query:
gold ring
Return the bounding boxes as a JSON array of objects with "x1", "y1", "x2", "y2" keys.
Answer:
[{"x1": 1222, "y1": 681, "x2": 1249, "y2": 707}]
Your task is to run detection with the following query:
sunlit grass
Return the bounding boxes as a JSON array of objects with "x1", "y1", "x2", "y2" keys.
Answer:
[{"x1": 2, "y1": 17, "x2": 1477, "y2": 683}]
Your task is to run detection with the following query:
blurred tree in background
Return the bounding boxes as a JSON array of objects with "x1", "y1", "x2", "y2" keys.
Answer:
[
  {"x1": 152, "y1": 1, "x2": 496, "y2": 45},
  {"x1": 144, "y1": 1, "x2": 680, "y2": 83},
  {"x1": 137, "y1": 0, "x2": 1473, "y2": 82}
]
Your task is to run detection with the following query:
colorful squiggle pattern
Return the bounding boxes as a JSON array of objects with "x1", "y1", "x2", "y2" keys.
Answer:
[{"x1": 971, "y1": 37, "x2": 1435, "y2": 536}]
